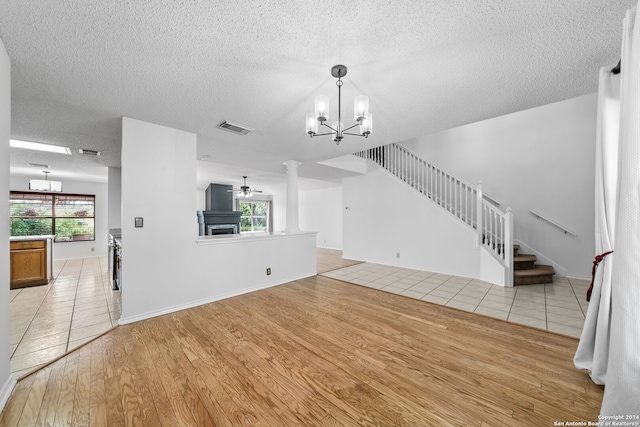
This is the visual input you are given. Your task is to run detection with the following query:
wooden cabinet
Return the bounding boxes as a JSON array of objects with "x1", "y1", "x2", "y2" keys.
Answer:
[{"x1": 10, "y1": 240, "x2": 48, "y2": 289}]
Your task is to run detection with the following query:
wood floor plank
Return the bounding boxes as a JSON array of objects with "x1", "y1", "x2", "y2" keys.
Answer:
[
  {"x1": 54, "y1": 345, "x2": 80, "y2": 425},
  {"x1": 141, "y1": 317, "x2": 208, "y2": 426},
  {"x1": 101, "y1": 332, "x2": 125, "y2": 427},
  {"x1": 89, "y1": 337, "x2": 108, "y2": 427},
  {"x1": 35, "y1": 355, "x2": 68, "y2": 426},
  {"x1": 71, "y1": 343, "x2": 92, "y2": 426},
  {"x1": 15, "y1": 366, "x2": 51, "y2": 426},
  {"x1": 1, "y1": 274, "x2": 604, "y2": 426}
]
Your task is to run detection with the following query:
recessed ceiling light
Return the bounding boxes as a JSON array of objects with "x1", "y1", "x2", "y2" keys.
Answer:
[{"x1": 10, "y1": 139, "x2": 71, "y2": 155}]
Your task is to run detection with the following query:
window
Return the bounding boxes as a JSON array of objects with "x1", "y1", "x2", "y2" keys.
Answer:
[
  {"x1": 10, "y1": 191, "x2": 96, "y2": 242},
  {"x1": 237, "y1": 199, "x2": 271, "y2": 233}
]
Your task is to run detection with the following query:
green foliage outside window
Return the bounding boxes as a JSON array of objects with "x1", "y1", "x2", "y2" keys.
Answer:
[
  {"x1": 10, "y1": 192, "x2": 96, "y2": 242},
  {"x1": 239, "y1": 201, "x2": 268, "y2": 232}
]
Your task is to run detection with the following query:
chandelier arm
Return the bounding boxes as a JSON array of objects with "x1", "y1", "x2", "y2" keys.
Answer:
[
  {"x1": 320, "y1": 122, "x2": 337, "y2": 132},
  {"x1": 343, "y1": 132, "x2": 367, "y2": 136},
  {"x1": 342, "y1": 123, "x2": 361, "y2": 132},
  {"x1": 313, "y1": 132, "x2": 335, "y2": 137}
]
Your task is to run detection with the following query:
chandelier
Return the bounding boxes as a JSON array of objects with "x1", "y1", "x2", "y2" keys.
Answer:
[
  {"x1": 306, "y1": 65, "x2": 373, "y2": 145},
  {"x1": 29, "y1": 171, "x2": 62, "y2": 192}
]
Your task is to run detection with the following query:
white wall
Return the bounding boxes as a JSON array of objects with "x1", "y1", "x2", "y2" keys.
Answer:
[
  {"x1": 0, "y1": 35, "x2": 15, "y2": 413},
  {"x1": 107, "y1": 167, "x2": 121, "y2": 229},
  {"x1": 10, "y1": 176, "x2": 108, "y2": 260},
  {"x1": 120, "y1": 118, "x2": 316, "y2": 323},
  {"x1": 402, "y1": 93, "x2": 597, "y2": 279},
  {"x1": 300, "y1": 184, "x2": 343, "y2": 249},
  {"x1": 343, "y1": 167, "x2": 483, "y2": 278}
]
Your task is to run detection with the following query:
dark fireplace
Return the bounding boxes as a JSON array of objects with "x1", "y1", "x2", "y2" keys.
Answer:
[
  {"x1": 197, "y1": 183, "x2": 242, "y2": 236},
  {"x1": 206, "y1": 224, "x2": 239, "y2": 235}
]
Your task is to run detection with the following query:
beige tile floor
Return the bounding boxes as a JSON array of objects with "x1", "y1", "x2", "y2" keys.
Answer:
[
  {"x1": 321, "y1": 262, "x2": 590, "y2": 338},
  {"x1": 9, "y1": 256, "x2": 121, "y2": 378}
]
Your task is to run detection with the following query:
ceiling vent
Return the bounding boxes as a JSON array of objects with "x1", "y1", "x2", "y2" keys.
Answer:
[
  {"x1": 27, "y1": 162, "x2": 50, "y2": 168},
  {"x1": 217, "y1": 121, "x2": 253, "y2": 135},
  {"x1": 79, "y1": 148, "x2": 101, "y2": 156}
]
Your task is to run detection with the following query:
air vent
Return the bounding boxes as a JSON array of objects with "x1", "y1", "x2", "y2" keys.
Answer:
[
  {"x1": 27, "y1": 162, "x2": 50, "y2": 168},
  {"x1": 217, "y1": 121, "x2": 253, "y2": 135},
  {"x1": 79, "y1": 148, "x2": 101, "y2": 156}
]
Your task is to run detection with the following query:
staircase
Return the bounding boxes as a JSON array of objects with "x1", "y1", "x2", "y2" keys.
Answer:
[
  {"x1": 355, "y1": 143, "x2": 514, "y2": 286},
  {"x1": 513, "y1": 244, "x2": 555, "y2": 285},
  {"x1": 355, "y1": 143, "x2": 557, "y2": 287}
]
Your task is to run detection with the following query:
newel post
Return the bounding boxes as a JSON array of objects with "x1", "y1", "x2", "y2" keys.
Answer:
[
  {"x1": 505, "y1": 207, "x2": 514, "y2": 287},
  {"x1": 476, "y1": 181, "x2": 483, "y2": 247}
]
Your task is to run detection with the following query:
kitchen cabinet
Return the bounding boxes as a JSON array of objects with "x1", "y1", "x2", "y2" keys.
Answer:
[{"x1": 10, "y1": 239, "x2": 49, "y2": 289}]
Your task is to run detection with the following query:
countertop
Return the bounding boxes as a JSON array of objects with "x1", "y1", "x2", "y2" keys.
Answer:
[
  {"x1": 195, "y1": 231, "x2": 316, "y2": 246},
  {"x1": 10, "y1": 235, "x2": 56, "y2": 241}
]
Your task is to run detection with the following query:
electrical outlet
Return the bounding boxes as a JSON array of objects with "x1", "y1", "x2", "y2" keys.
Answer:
[
  {"x1": 396, "y1": 252, "x2": 400, "y2": 258},
  {"x1": 266, "y1": 268, "x2": 271, "y2": 276},
  {"x1": 91, "y1": 247, "x2": 95, "y2": 252}
]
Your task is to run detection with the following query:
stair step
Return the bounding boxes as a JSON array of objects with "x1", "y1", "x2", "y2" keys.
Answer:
[
  {"x1": 513, "y1": 254, "x2": 536, "y2": 270},
  {"x1": 514, "y1": 265, "x2": 555, "y2": 286}
]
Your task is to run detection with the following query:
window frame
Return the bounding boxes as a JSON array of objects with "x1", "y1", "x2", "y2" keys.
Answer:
[
  {"x1": 236, "y1": 195, "x2": 273, "y2": 233},
  {"x1": 10, "y1": 191, "x2": 96, "y2": 243}
]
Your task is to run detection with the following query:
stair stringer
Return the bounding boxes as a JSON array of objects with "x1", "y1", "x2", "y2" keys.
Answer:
[{"x1": 513, "y1": 239, "x2": 567, "y2": 278}]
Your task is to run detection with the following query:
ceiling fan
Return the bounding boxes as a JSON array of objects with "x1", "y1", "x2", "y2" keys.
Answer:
[{"x1": 229, "y1": 176, "x2": 262, "y2": 198}]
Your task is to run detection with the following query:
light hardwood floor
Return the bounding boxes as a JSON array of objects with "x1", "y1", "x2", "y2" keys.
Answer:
[{"x1": 0, "y1": 270, "x2": 602, "y2": 426}]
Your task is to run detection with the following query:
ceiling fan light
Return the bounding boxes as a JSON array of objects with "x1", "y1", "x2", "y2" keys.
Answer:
[
  {"x1": 315, "y1": 95, "x2": 329, "y2": 123},
  {"x1": 354, "y1": 95, "x2": 369, "y2": 122},
  {"x1": 306, "y1": 112, "x2": 318, "y2": 135}
]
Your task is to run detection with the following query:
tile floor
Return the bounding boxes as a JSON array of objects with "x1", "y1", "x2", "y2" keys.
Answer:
[
  {"x1": 321, "y1": 262, "x2": 590, "y2": 338},
  {"x1": 9, "y1": 256, "x2": 121, "y2": 378}
]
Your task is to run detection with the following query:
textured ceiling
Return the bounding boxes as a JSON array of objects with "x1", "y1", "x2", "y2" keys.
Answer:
[{"x1": 0, "y1": 0, "x2": 634, "y2": 185}]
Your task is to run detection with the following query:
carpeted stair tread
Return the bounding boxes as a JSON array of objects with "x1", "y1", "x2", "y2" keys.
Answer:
[
  {"x1": 513, "y1": 254, "x2": 537, "y2": 271},
  {"x1": 514, "y1": 265, "x2": 555, "y2": 285},
  {"x1": 514, "y1": 265, "x2": 554, "y2": 277}
]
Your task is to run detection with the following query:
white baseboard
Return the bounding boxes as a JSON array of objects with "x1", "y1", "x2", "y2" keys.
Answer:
[
  {"x1": 0, "y1": 374, "x2": 17, "y2": 415},
  {"x1": 119, "y1": 271, "x2": 316, "y2": 325}
]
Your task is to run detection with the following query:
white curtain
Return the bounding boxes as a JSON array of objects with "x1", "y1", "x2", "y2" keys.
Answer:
[
  {"x1": 573, "y1": 67, "x2": 619, "y2": 385},
  {"x1": 600, "y1": 4, "x2": 640, "y2": 416}
]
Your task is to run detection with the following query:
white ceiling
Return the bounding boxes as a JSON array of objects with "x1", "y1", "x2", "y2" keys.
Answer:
[{"x1": 0, "y1": 0, "x2": 634, "y2": 187}]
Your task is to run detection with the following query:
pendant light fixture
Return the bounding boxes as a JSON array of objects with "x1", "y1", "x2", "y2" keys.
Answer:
[
  {"x1": 306, "y1": 65, "x2": 373, "y2": 145},
  {"x1": 29, "y1": 171, "x2": 62, "y2": 192}
]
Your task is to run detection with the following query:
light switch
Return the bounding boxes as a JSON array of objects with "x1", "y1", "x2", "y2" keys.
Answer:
[{"x1": 134, "y1": 217, "x2": 143, "y2": 228}]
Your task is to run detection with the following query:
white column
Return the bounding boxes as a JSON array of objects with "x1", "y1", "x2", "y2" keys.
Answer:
[{"x1": 283, "y1": 160, "x2": 301, "y2": 234}]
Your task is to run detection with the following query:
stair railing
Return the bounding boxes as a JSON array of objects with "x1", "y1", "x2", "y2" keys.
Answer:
[
  {"x1": 355, "y1": 144, "x2": 479, "y2": 228},
  {"x1": 355, "y1": 144, "x2": 513, "y2": 282}
]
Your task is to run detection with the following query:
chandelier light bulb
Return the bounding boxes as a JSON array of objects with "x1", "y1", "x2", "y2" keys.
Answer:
[
  {"x1": 315, "y1": 95, "x2": 329, "y2": 122},
  {"x1": 354, "y1": 95, "x2": 369, "y2": 122},
  {"x1": 306, "y1": 112, "x2": 318, "y2": 135},
  {"x1": 360, "y1": 113, "x2": 373, "y2": 137}
]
